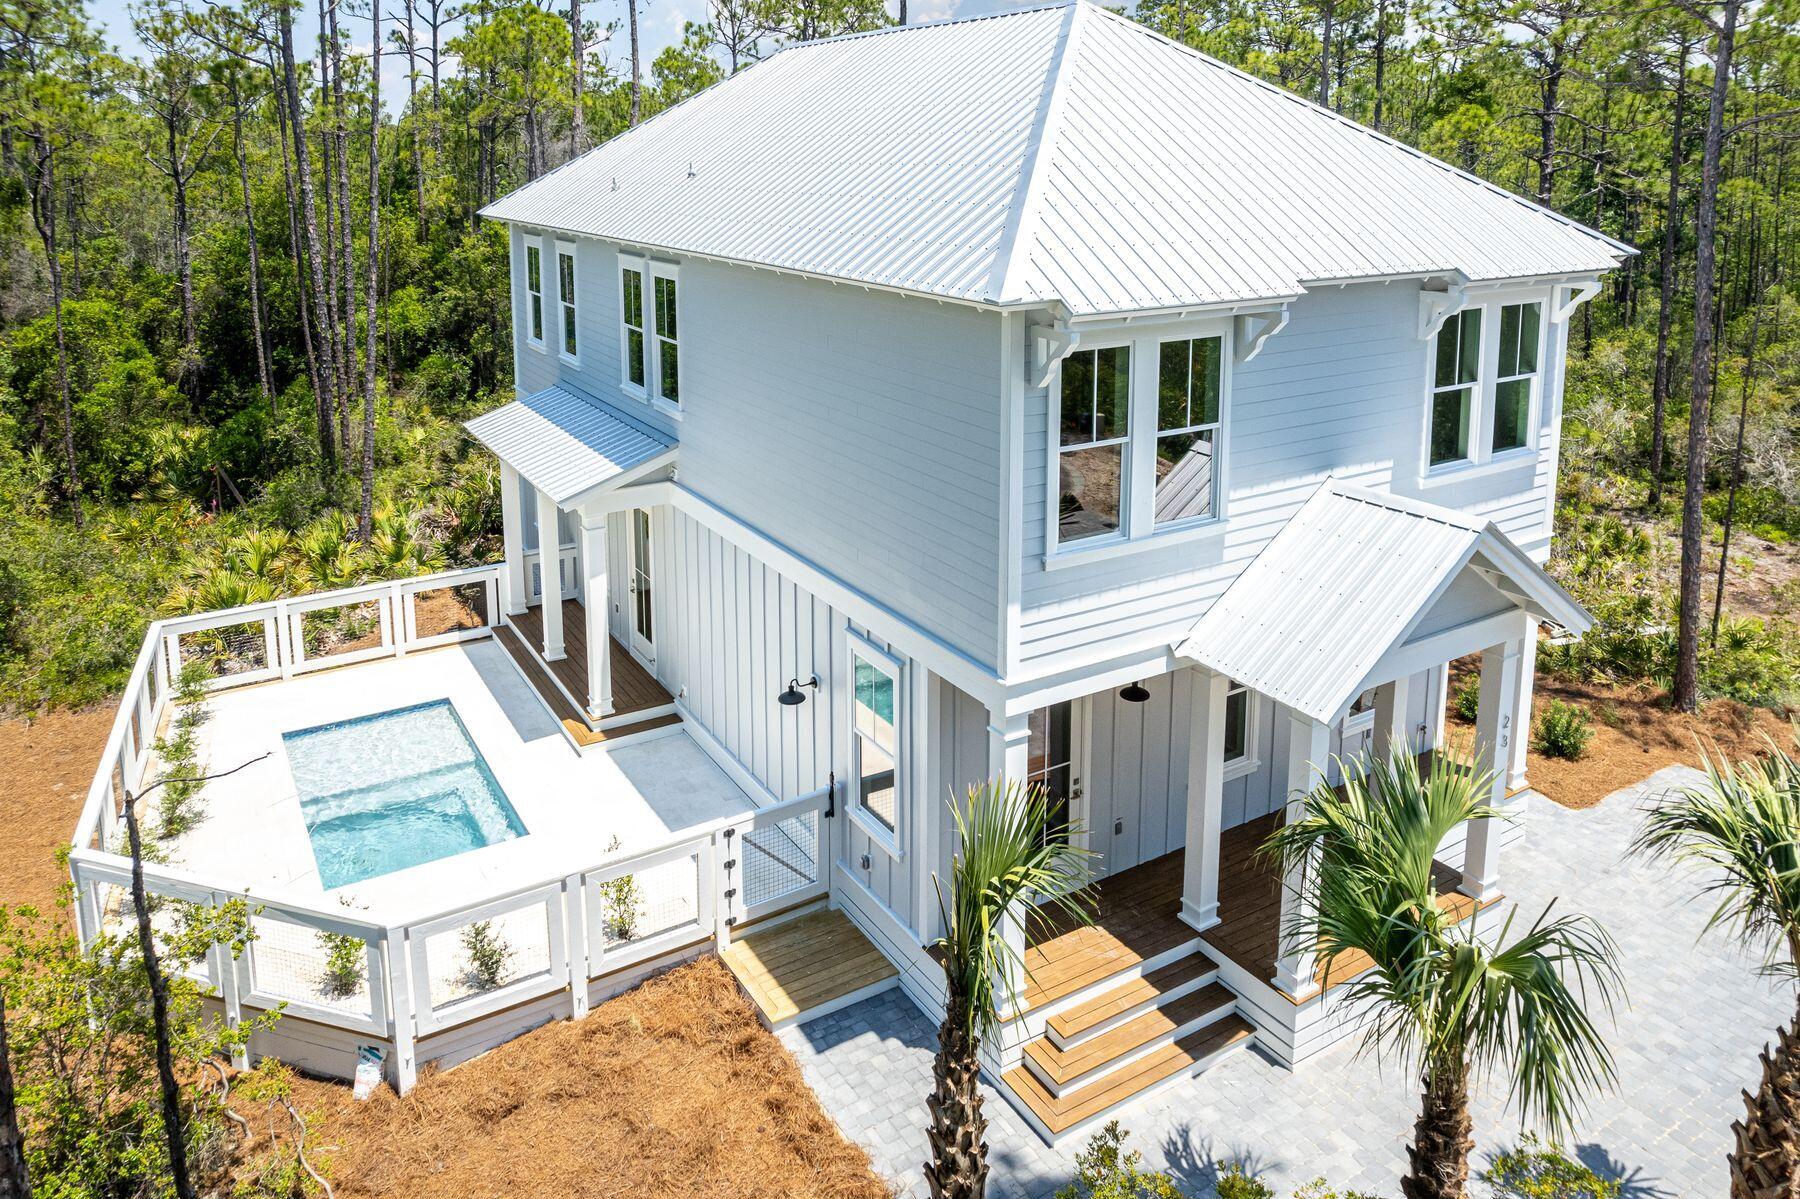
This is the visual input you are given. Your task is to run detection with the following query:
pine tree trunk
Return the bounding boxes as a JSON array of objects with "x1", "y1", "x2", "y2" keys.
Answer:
[
  {"x1": 924, "y1": 991, "x2": 988, "y2": 1199},
  {"x1": 232, "y1": 96, "x2": 275, "y2": 411},
  {"x1": 277, "y1": 1, "x2": 340, "y2": 473},
  {"x1": 627, "y1": 0, "x2": 641, "y2": 127},
  {"x1": 1402, "y1": 1059, "x2": 1474, "y2": 1199},
  {"x1": 569, "y1": 0, "x2": 587, "y2": 155},
  {"x1": 1649, "y1": 42, "x2": 1689, "y2": 511},
  {"x1": 359, "y1": 0, "x2": 380, "y2": 544},
  {"x1": 329, "y1": 0, "x2": 358, "y2": 451},
  {"x1": 1673, "y1": 0, "x2": 1741, "y2": 713},
  {"x1": 1730, "y1": 993, "x2": 1800, "y2": 1198},
  {"x1": 29, "y1": 141, "x2": 82, "y2": 530},
  {"x1": 0, "y1": 990, "x2": 28, "y2": 1199},
  {"x1": 170, "y1": 116, "x2": 196, "y2": 366}
]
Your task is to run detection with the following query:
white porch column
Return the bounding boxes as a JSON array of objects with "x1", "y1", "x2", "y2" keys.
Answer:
[
  {"x1": 580, "y1": 510, "x2": 613, "y2": 719},
  {"x1": 499, "y1": 462, "x2": 527, "y2": 616},
  {"x1": 1462, "y1": 637, "x2": 1524, "y2": 901},
  {"x1": 987, "y1": 707, "x2": 1033, "y2": 1039},
  {"x1": 1371, "y1": 674, "x2": 1414, "y2": 763},
  {"x1": 1181, "y1": 669, "x2": 1229, "y2": 933},
  {"x1": 1272, "y1": 712, "x2": 1330, "y2": 999},
  {"x1": 535, "y1": 487, "x2": 566, "y2": 661},
  {"x1": 1507, "y1": 632, "x2": 1539, "y2": 792}
]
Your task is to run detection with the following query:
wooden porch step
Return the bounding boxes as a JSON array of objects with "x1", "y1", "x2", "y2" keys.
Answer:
[
  {"x1": 1024, "y1": 982, "x2": 1236, "y2": 1094},
  {"x1": 721, "y1": 910, "x2": 899, "y2": 1031},
  {"x1": 1047, "y1": 955, "x2": 1217, "y2": 1048},
  {"x1": 1003, "y1": 1014, "x2": 1256, "y2": 1140}
]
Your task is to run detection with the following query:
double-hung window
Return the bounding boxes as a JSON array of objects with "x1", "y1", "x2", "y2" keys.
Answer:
[
  {"x1": 653, "y1": 273, "x2": 679, "y2": 409},
  {"x1": 1429, "y1": 309, "x2": 1481, "y2": 467},
  {"x1": 555, "y1": 241, "x2": 579, "y2": 362},
  {"x1": 1492, "y1": 302, "x2": 1542, "y2": 454},
  {"x1": 1154, "y1": 336, "x2": 1224, "y2": 526},
  {"x1": 848, "y1": 636, "x2": 904, "y2": 854},
  {"x1": 1056, "y1": 345, "x2": 1132, "y2": 545},
  {"x1": 524, "y1": 242, "x2": 544, "y2": 347},
  {"x1": 620, "y1": 260, "x2": 646, "y2": 390}
]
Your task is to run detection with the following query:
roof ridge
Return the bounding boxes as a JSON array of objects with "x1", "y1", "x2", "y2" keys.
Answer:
[
  {"x1": 779, "y1": 0, "x2": 1075, "y2": 51},
  {"x1": 989, "y1": 0, "x2": 1085, "y2": 306},
  {"x1": 1082, "y1": 6, "x2": 1634, "y2": 261}
]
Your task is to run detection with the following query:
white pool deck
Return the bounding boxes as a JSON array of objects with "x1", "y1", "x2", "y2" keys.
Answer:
[{"x1": 155, "y1": 639, "x2": 754, "y2": 924}]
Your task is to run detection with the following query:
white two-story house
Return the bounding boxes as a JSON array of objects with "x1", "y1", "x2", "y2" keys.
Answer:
[{"x1": 465, "y1": 1, "x2": 1625, "y2": 1140}]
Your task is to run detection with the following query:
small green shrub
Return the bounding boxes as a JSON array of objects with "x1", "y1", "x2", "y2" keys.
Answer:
[
  {"x1": 1452, "y1": 674, "x2": 1481, "y2": 722},
  {"x1": 1053, "y1": 1121, "x2": 1183, "y2": 1199},
  {"x1": 317, "y1": 931, "x2": 366, "y2": 998},
  {"x1": 598, "y1": 836, "x2": 641, "y2": 941},
  {"x1": 1532, "y1": 700, "x2": 1592, "y2": 761},
  {"x1": 1292, "y1": 1181, "x2": 1385, "y2": 1199},
  {"x1": 153, "y1": 657, "x2": 215, "y2": 840},
  {"x1": 1214, "y1": 1163, "x2": 1275, "y2": 1199},
  {"x1": 1481, "y1": 1134, "x2": 1619, "y2": 1198},
  {"x1": 461, "y1": 920, "x2": 511, "y2": 990}
]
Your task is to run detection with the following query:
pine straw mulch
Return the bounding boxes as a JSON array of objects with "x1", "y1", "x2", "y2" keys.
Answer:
[
  {"x1": 274, "y1": 956, "x2": 891, "y2": 1199},
  {"x1": 0, "y1": 705, "x2": 115, "y2": 912},
  {"x1": 1446, "y1": 660, "x2": 1795, "y2": 811}
]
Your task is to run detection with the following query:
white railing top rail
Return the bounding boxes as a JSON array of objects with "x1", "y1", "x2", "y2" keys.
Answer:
[{"x1": 71, "y1": 628, "x2": 165, "y2": 852}]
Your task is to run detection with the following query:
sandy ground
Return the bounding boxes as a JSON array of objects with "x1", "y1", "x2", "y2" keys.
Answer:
[{"x1": 0, "y1": 705, "x2": 113, "y2": 912}]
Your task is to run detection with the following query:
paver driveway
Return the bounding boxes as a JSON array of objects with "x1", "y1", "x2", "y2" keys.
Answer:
[{"x1": 780, "y1": 767, "x2": 1788, "y2": 1198}]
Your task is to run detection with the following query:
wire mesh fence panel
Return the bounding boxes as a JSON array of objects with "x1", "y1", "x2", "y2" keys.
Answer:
[
  {"x1": 298, "y1": 598, "x2": 387, "y2": 661},
  {"x1": 176, "y1": 620, "x2": 270, "y2": 679},
  {"x1": 740, "y1": 810, "x2": 821, "y2": 911},
  {"x1": 421, "y1": 901, "x2": 555, "y2": 1013},
  {"x1": 592, "y1": 852, "x2": 702, "y2": 955},
  {"x1": 410, "y1": 581, "x2": 489, "y2": 640},
  {"x1": 247, "y1": 912, "x2": 377, "y2": 1018}
]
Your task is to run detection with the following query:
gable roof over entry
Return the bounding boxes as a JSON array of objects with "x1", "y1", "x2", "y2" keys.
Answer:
[
  {"x1": 1172, "y1": 482, "x2": 1589, "y2": 725},
  {"x1": 482, "y1": 0, "x2": 1630, "y2": 317},
  {"x1": 464, "y1": 385, "x2": 675, "y2": 506}
]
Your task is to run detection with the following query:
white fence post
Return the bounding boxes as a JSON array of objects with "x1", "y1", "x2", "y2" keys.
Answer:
[
  {"x1": 390, "y1": 581, "x2": 408, "y2": 657},
  {"x1": 213, "y1": 891, "x2": 251, "y2": 1071},
  {"x1": 565, "y1": 872, "x2": 590, "y2": 1019},
  {"x1": 384, "y1": 928, "x2": 418, "y2": 1095}
]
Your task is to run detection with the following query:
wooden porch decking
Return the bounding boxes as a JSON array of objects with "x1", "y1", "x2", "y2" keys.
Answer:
[
  {"x1": 496, "y1": 600, "x2": 678, "y2": 745},
  {"x1": 1023, "y1": 811, "x2": 1489, "y2": 1013},
  {"x1": 721, "y1": 909, "x2": 899, "y2": 1030}
]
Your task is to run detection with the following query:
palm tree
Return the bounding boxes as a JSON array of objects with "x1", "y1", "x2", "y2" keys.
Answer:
[
  {"x1": 1265, "y1": 751, "x2": 1621, "y2": 1199},
  {"x1": 1635, "y1": 733, "x2": 1800, "y2": 1197},
  {"x1": 925, "y1": 780, "x2": 1092, "y2": 1199}
]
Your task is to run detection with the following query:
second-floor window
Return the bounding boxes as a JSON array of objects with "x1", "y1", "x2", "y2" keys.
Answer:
[
  {"x1": 556, "y1": 242, "x2": 579, "y2": 362},
  {"x1": 1052, "y1": 324, "x2": 1232, "y2": 555},
  {"x1": 654, "y1": 274, "x2": 679, "y2": 408},
  {"x1": 524, "y1": 242, "x2": 544, "y2": 347},
  {"x1": 621, "y1": 264, "x2": 646, "y2": 388},
  {"x1": 1430, "y1": 309, "x2": 1480, "y2": 467},
  {"x1": 1425, "y1": 294, "x2": 1548, "y2": 475},
  {"x1": 1493, "y1": 302, "x2": 1542, "y2": 453}
]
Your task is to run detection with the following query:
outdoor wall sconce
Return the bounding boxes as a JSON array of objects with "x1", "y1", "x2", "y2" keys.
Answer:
[
  {"x1": 778, "y1": 675, "x2": 820, "y2": 706},
  {"x1": 1118, "y1": 681, "x2": 1150, "y2": 704}
]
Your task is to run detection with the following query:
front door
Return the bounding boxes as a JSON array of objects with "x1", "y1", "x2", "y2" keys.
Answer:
[
  {"x1": 1028, "y1": 700, "x2": 1085, "y2": 848},
  {"x1": 628, "y1": 508, "x2": 655, "y2": 663}
]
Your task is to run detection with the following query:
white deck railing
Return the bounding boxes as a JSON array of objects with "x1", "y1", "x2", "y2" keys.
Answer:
[{"x1": 67, "y1": 567, "x2": 833, "y2": 1093}]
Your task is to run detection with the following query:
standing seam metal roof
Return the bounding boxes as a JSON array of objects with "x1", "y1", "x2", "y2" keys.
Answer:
[
  {"x1": 481, "y1": 0, "x2": 1629, "y2": 317},
  {"x1": 463, "y1": 385, "x2": 675, "y2": 505},
  {"x1": 1172, "y1": 481, "x2": 1589, "y2": 724}
]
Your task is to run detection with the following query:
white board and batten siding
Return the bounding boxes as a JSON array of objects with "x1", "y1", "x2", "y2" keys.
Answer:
[{"x1": 1017, "y1": 281, "x2": 1569, "y2": 678}]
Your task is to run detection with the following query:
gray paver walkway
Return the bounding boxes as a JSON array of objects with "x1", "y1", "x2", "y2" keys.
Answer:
[{"x1": 780, "y1": 767, "x2": 1788, "y2": 1198}]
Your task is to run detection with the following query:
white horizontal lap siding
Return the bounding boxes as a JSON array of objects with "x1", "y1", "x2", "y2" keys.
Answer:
[
  {"x1": 1018, "y1": 282, "x2": 1559, "y2": 671},
  {"x1": 677, "y1": 263, "x2": 1005, "y2": 670}
]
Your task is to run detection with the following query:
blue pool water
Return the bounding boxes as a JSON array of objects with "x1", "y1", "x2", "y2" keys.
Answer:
[{"x1": 283, "y1": 700, "x2": 526, "y2": 889}]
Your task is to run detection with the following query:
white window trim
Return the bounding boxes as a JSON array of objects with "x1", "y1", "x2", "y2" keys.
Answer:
[
  {"x1": 1418, "y1": 288, "x2": 1549, "y2": 486},
  {"x1": 554, "y1": 240, "x2": 580, "y2": 367},
  {"x1": 523, "y1": 238, "x2": 546, "y2": 351},
  {"x1": 648, "y1": 261, "x2": 682, "y2": 418},
  {"x1": 846, "y1": 629, "x2": 906, "y2": 860},
  {"x1": 617, "y1": 252, "x2": 647, "y2": 399},
  {"x1": 1221, "y1": 682, "x2": 1260, "y2": 782},
  {"x1": 1045, "y1": 318, "x2": 1234, "y2": 566}
]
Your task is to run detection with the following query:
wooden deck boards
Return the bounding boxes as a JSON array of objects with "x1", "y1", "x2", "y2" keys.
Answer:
[
  {"x1": 507, "y1": 599, "x2": 672, "y2": 718},
  {"x1": 721, "y1": 910, "x2": 898, "y2": 1028},
  {"x1": 494, "y1": 623, "x2": 682, "y2": 747}
]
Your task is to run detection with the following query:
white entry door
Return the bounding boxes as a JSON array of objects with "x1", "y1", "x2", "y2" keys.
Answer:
[
  {"x1": 1028, "y1": 699, "x2": 1089, "y2": 854},
  {"x1": 628, "y1": 508, "x2": 655, "y2": 663}
]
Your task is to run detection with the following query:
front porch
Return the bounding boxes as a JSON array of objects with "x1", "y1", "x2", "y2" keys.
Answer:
[{"x1": 499, "y1": 597, "x2": 677, "y2": 744}]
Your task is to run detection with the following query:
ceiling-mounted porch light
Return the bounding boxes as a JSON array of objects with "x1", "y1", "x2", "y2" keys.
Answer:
[
  {"x1": 1119, "y1": 681, "x2": 1150, "y2": 704},
  {"x1": 778, "y1": 675, "x2": 820, "y2": 707}
]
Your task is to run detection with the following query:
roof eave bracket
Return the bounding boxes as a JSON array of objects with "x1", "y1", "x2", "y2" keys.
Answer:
[
  {"x1": 1417, "y1": 283, "x2": 1470, "y2": 340},
  {"x1": 1550, "y1": 279, "x2": 1601, "y2": 324},
  {"x1": 1234, "y1": 304, "x2": 1290, "y2": 364},
  {"x1": 1029, "y1": 323, "x2": 1081, "y2": 390}
]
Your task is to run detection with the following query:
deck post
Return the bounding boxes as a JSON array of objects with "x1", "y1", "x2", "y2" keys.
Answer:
[
  {"x1": 1272, "y1": 712, "x2": 1329, "y2": 999},
  {"x1": 1371, "y1": 674, "x2": 1413, "y2": 763},
  {"x1": 1462, "y1": 636, "x2": 1522, "y2": 901},
  {"x1": 535, "y1": 487, "x2": 566, "y2": 660},
  {"x1": 1180, "y1": 669, "x2": 1228, "y2": 933},
  {"x1": 384, "y1": 928, "x2": 419, "y2": 1095},
  {"x1": 1506, "y1": 632, "x2": 1538, "y2": 792},
  {"x1": 500, "y1": 462, "x2": 528, "y2": 616},
  {"x1": 580, "y1": 510, "x2": 614, "y2": 718}
]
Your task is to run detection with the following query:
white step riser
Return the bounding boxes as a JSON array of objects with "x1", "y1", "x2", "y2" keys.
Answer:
[
  {"x1": 1027, "y1": 1000, "x2": 1237, "y2": 1100},
  {"x1": 1046, "y1": 968, "x2": 1219, "y2": 1052},
  {"x1": 598, "y1": 701, "x2": 677, "y2": 731},
  {"x1": 1004, "y1": 938, "x2": 1202, "y2": 1042}
]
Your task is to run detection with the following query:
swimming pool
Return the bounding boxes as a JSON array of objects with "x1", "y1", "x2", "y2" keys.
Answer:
[{"x1": 284, "y1": 700, "x2": 527, "y2": 889}]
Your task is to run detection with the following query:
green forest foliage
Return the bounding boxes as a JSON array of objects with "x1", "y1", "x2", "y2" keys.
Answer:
[{"x1": 0, "y1": 0, "x2": 1797, "y2": 714}]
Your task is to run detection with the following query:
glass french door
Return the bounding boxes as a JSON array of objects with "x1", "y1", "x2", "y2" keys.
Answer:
[
  {"x1": 1028, "y1": 700, "x2": 1082, "y2": 846},
  {"x1": 629, "y1": 509, "x2": 654, "y2": 662}
]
